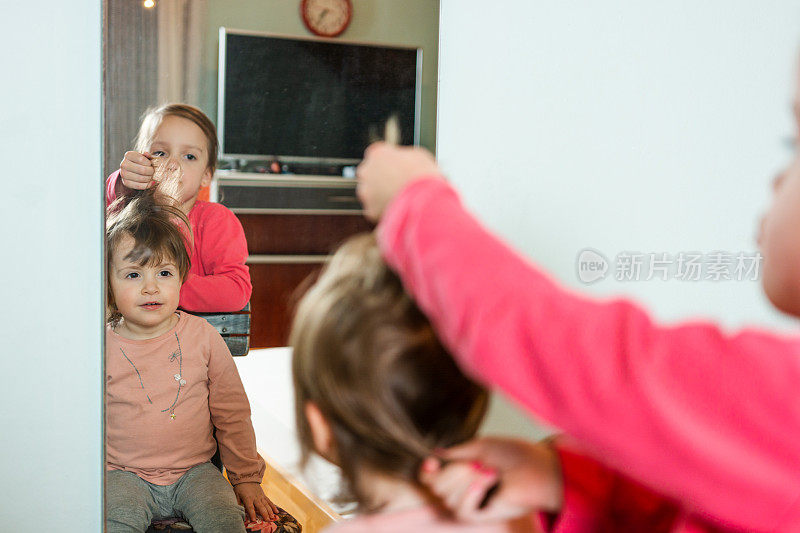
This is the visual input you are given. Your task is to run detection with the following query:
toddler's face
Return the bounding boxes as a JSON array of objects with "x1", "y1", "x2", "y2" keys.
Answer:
[
  {"x1": 109, "y1": 235, "x2": 182, "y2": 339},
  {"x1": 149, "y1": 115, "x2": 212, "y2": 212},
  {"x1": 759, "y1": 155, "x2": 800, "y2": 316}
]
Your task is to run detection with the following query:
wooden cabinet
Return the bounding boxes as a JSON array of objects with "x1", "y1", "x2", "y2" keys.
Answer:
[{"x1": 213, "y1": 172, "x2": 373, "y2": 348}]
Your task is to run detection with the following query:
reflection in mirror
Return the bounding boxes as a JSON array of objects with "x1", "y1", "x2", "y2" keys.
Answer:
[
  {"x1": 104, "y1": 1, "x2": 440, "y2": 531},
  {"x1": 104, "y1": 0, "x2": 439, "y2": 349}
]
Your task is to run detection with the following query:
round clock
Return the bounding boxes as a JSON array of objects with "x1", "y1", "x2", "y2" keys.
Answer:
[{"x1": 301, "y1": 0, "x2": 353, "y2": 38}]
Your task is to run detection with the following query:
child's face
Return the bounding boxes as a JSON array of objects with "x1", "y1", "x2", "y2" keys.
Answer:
[
  {"x1": 109, "y1": 235, "x2": 182, "y2": 338},
  {"x1": 149, "y1": 115, "x2": 212, "y2": 212},
  {"x1": 759, "y1": 154, "x2": 800, "y2": 316}
]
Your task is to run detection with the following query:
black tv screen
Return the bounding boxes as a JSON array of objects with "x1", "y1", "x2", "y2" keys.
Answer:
[{"x1": 219, "y1": 29, "x2": 421, "y2": 163}]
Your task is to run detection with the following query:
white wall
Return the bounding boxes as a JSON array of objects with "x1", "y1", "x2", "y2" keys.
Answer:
[
  {"x1": 0, "y1": 0, "x2": 103, "y2": 528},
  {"x1": 438, "y1": 1, "x2": 800, "y2": 439}
]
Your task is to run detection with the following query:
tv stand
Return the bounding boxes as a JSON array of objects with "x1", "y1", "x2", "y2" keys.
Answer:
[
  {"x1": 219, "y1": 159, "x2": 356, "y2": 178},
  {"x1": 211, "y1": 171, "x2": 372, "y2": 347}
]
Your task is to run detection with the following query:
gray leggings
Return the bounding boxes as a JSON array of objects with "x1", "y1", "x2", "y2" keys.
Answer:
[{"x1": 106, "y1": 462, "x2": 246, "y2": 533}]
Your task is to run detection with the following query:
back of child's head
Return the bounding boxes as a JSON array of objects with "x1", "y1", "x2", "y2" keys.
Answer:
[
  {"x1": 135, "y1": 103, "x2": 218, "y2": 172},
  {"x1": 290, "y1": 233, "x2": 489, "y2": 506},
  {"x1": 105, "y1": 188, "x2": 191, "y2": 325}
]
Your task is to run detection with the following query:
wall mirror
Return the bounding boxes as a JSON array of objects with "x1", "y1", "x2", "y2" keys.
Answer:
[{"x1": 102, "y1": 1, "x2": 439, "y2": 530}]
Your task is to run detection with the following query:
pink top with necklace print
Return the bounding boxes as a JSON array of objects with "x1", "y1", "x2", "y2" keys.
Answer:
[{"x1": 105, "y1": 312, "x2": 265, "y2": 486}]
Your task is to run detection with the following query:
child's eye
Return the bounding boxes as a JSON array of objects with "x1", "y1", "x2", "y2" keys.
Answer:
[
  {"x1": 125, "y1": 272, "x2": 140, "y2": 279},
  {"x1": 151, "y1": 150, "x2": 166, "y2": 157},
  {"x1": 184, "y1": 154, "x2": 197, "y2": 161},
  {"x1": 159, "y1": 270, "x2": 174, "y2": 277}
]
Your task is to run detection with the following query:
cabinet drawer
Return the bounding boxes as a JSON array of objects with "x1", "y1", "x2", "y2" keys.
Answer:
[
  {"x1": 238, "y1": 213, "x2": 373, "y2": 255},
  {"x1": 249, "y1": 262, "x2": 323, "y2": 348},
  {"x1": 218, "y1": 183, "x2": 361, "y2": 212}
]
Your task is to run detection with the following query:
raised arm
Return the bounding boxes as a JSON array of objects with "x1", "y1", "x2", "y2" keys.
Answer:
[
  {"x1": 105, "y1": 153, "x2": 155, "y2": 205},
  {"x1": 368, "y1": 167, "x2": 800, "y2": 530}
]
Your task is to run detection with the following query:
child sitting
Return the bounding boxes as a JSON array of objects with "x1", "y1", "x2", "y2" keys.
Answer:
[
  {"x1": 105, "y1": 189, "x2": 276, "y2": 532},
  {"x1": 106, "y1": 103, "x2": 251, "y2": 312},
  {"x1": 290, "y1": 233, "x2": 545, "y2": 532}
]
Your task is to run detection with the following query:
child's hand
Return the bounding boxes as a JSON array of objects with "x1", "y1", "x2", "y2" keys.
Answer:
[
  {"x1": 119, "y1": 151, "x2": 155, "y2": 191},
  {"x1": 419, "y1": 437, "x2": 563, "y2": 524},
  {"x1": 233, "y1": 482, "x2": 279, "y2": 522},
  {"x1": 356, "y1": 142, "x2": 442, "y2": 221}
]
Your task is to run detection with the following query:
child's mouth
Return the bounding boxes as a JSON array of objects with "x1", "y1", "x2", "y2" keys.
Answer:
[{"x1": 141, "y1": 302, "x2": 162, "y2": 310}]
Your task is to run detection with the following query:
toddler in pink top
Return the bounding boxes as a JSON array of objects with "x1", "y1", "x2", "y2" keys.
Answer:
[
  {"x1": 104, "y1": 189, "x2": 276, "y2": 532},
  {"x1": 106, "y1": 103, "x2": 251, "y2": 312},
  {"x1": 289, "y1": 233, "x2": 546, "y2": 533}
]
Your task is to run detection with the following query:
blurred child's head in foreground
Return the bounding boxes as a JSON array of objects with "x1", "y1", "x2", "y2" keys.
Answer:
[
  {"x1": 290, "y1": 233, "x2": 488, "y2": 510},
  {"x1": 106, "y1": 188, "x2": 191, "y2": 335}
]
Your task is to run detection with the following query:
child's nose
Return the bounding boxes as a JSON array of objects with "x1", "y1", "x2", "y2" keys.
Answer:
[
  {"x1": 165, "y1": 157, "x2": 181, "y2": 172},
  {"x1": 142, "y1": 277, "x2": 160, "y2": 293}
]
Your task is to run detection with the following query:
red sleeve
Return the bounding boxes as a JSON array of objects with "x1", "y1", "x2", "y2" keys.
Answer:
[
  {"x1": 377, "y1": 177, "x2": 800, "y2": 531},
  {"x1": 178, "y1": 203, "x2": 252, "y2": 312},
  {"x1": 205, "y1": 320, "x2": 265, "y2": 485},
  {"x1": 105, "y1": 169, "x2": 130, "y2": 206},
  {"x1": 543, "y1": 441, "x2": 679, "y2": 533}
]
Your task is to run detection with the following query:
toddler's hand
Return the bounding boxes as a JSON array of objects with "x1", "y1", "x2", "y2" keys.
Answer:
[
  {"x1": 119, "y1": 151, "x2": 155, "y2": 191},
  {"x1": 233, "y1": 481, "x2": 279, "y2": 522},
  {"x1": 419, "y1": 437, "x2": 563, "y2": 524},
  {"x1": 356, "y1": 142, "x2": 442, "y2": 221}
]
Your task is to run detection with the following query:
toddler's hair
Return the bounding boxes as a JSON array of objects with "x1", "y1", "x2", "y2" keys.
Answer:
[
  {"x1": 106, "y1": 188, "x2": 191, "y2": 326},
  {"x1": 290, "y1": 233, "x2": 489, "y2": 508},
  {"x1": 135, "y1": 103, "x2": 218, "y2": 172}
]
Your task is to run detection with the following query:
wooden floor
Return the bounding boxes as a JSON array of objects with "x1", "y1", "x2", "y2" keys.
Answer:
[{"x1": 259, "y1": 450, "x2": 342, "y2": 533}]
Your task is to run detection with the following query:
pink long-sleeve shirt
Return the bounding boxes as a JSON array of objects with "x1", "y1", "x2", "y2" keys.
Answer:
[
  {"x1": 377, "y1": 177, "x2": 800, "y2": 532},
  {"x1": 547, "y1": 438, "x2": 726, "y2": 532},
  {"x1": 106, "y1": 312, "x2": 265, "y2": 485},
  {"x1": 107, "y1": 170, "x2": 252, "y2": 312}
]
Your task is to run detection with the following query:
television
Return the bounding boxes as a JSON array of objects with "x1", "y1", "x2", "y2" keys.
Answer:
[{"x1": 218, "y1": 28, "x2": 422, "y2": 165}]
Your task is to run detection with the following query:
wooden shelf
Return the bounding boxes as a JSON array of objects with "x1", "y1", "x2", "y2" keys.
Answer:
[{"x1": 238, "y1": 213, "x2": 373, "y2": 348}]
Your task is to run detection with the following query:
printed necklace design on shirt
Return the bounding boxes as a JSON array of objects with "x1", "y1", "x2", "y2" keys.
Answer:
[{"x1": 118, "y1": 332, "x2": 186, "y2": 420}]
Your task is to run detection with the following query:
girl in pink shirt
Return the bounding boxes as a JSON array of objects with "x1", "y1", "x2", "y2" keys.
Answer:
[
  {"x1": 353, "y1": 119, "x2": 800, "y2": 530},
  {"x1": 290, "y1": 233, "x2": 545, "y2": 533},
  {"x1": 106, "y1": 103, "x2": 251, "y2": 312},
  {"x1": 105, "y1": 189, "x2": 276, "y2": 532}
]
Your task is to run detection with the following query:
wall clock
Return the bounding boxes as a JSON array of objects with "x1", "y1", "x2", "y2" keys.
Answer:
[{"x1": 301, "y1": 0, "x2": 353, "y2": 38}]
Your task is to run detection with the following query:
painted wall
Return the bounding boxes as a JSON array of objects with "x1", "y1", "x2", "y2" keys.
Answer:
[
  {"x1": 0, "y1": 0, "x2": 103, "y2": 528},
  {"x1": 438, "y1": 1, "x2": 800, "y2": 439},
  {"x1": 202, "y1": 0, "x2": 440, "y2": 152}
]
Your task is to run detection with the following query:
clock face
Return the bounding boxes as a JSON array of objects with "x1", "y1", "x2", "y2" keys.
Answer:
[{"x1": 301, "y1": 0, "x2": 352, "y2": 37}]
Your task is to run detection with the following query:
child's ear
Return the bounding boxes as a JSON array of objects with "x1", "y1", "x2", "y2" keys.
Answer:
[
  {"x1": 201, "y1": 167, "x2": 212, "y2": 188},
  {"x1": 305, "y1": 401, "x2": 337, "y2": 463}
]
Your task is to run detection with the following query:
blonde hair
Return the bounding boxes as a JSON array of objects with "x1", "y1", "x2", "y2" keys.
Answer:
[
  {"x1": 135, "y1": 103, "x2": 218, "y2": 173},
  {"x1": 106, "y1": 188, "x2": 191, "y2": 326},
  {"x1": 290, "y1": 233, "x2": 488, "y2": 509}
]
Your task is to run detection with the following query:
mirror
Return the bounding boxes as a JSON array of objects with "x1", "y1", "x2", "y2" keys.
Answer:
[
  {"x1": 103, "y1": 0, "x2": 440, "y2": 529},
  {"x1": 104, "y1": 0, "x2": 439, "y2": 177},
  {"x1": 103, "y1": 0, "x2": 439, "y2": 349}
]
